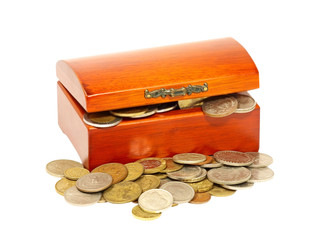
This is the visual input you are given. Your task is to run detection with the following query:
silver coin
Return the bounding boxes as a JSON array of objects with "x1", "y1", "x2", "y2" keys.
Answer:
[
  {"x1": 246, "y1": 152, "x2": 273, "y2": 168},
  {"x1": 159, "y1": 178, "x2": 174, "y2": 187},
  {"x1": 167, "y1": 166, "x2": 202, "y2": 181},
  {"x1": 83, "y1": 112, "x2": 122, "y2": 128},
  {"x1": 233, "y1": 94, "x2": 257, "y2": 113},
  {"x1": 46, "y1": 159, "x2": 83, "y2": 178},
  {"x1": 248, "y1": 167, "x2": 274, "y2": 183},
  {"x1": 76, "y1": 172, "x2": 113, "y2": 193},
  {"x1": 173, "y1": 153, "x2": 207, "y2": 164},
  {"x1": 130, "y1": 105, "x2": 158, "y2": 118},
  {"x1": 160, "y1": 181, "x2": 195, "y2": 204},
  {"x1": 156, "y1": 102, "x2": 178, "y2": 113},
  {"x1": 181, "y1": 168, "x2": 207, "y2": 183},
  {"x1": 222, "y1": 182, "x2": 254, "y2": 190},
  {"x1": 64, "y1": 186, "x2": 102, "y2": 206},
  {"x1": 138, "y1": 189, "x2": 173, "y2": 213},
  {"x1": 207, "y1": 166, "x2": 251, "y2": 185}
]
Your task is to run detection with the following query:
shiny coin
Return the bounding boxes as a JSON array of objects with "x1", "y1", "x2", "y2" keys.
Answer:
[
  {"x1": 64, "y1": 186, "x2": 101, "y2": 206},
  {"x1": 214, "y1": 150, "x2": 254, "y2": 166},
  {"x1": 160, "y1": 181, "x2": 195, "y2": 204},
  {"x1": 222, "y1": 182, "x2": 254, "y2": 190},
  {"x1": 160, "y1": 157, "x2": 183, "y2": 173},
  {"x1": 132, "y1": 205, "x2": 161, "y2": 221},
  {"x1": 153, "y1": 173, "x2": 168, "y2": 179},
  {"x1": 76, "y1": 172, "x2": 113, "y2": 193},
  {"x1": 55, "y1": 177, "x2": 76, "y2": 196},
  {"x1": 182, "y1": 168, "x2": 207, "y2": 183},
  {"x1": 201, "y1": 158, "x2": 223, "y2": 168},
  {"x1": 167, "y1": 166, "x2": 202, "y2": 181},
  {"x1": 190, "y1": 155, "x2": 213, "y2": 166},
  {"x1": 91, "y1": 163, "x2": 128, "y2": 184},
  {"x1": 83, "y1": 111, "x2": 122, "y2": 128},
  {"x1": 64, "y1": 167, "x2": 90, "y2": 180},
  {"x1": 136, "y1": 158, "x2": 166, "y2": 174},
  {"x1": 187, "y1": 178, "x2": 214, "y2": 193},
  {"x1": 173, "y1": 153, "x2": 207, "y2": 164},
  {"x1": 207, "y1": 166, "x2": 251, "y2": 185},
  {"x1": 178, "y1": 97, "x2": 206, "y2": 109},
  {"x1": 46, "y1": 159, "x2": 83, "y2": 178},
  {"x1": 138, "y1": 189, "x2": 173, "y2": 213},
  {"x1": 202, "y1": 95, "x2": 237, "y2": 117},
  {"x1": 110, "y1": 106, "x2": 149, "y2": 118},
  {"x1": 248, "y1": 167, "x2": 274, "y2": 183},
  {"x1": 156, "y1": 102, "x2": 178, "y2": 113},
  {"x1": 103, "y1": 181, "x2": 142, "y2": 204},
  {"x1": 130, "y1": 105, "x2": 158, "y2": 118},
  {"x1": 246, "y1": 152, "x2": 273, "y2": 168},
  {"x1": 207, "y1": 184, "x2": 236, "y2": 197},
  {"x1": 123, "y1": 162, "x2": 144, "y2": 181},
  {"x1": 135, "y1": 175, "x2": 160, "y2": 192},
  {"x1": 189, "y1": 192, "x2": 211, "y2": 204},
  {"x1": 233, "y1": 93, "x2": 256, "y2": 113}
]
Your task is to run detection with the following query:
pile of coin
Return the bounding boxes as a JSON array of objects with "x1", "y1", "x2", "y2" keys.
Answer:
[
  {"x1": 46, "y1": 150, "x2": 273, "y2": 220},
  {"x1": 83, "y1": 93, "x2": 256, "y2": 128}
]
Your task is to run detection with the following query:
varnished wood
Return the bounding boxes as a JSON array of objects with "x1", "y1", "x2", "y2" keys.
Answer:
[
  {"x1": 58, "y1": 82, "x2": 259, "y2": 171},
  {"x1": 57, "y1": 38, "x2": 259, "y2": 113}
]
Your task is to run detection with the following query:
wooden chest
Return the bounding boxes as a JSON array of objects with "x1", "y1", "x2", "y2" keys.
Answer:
[{"x1": 56, "y1": 37, "x2": 260, "y2": 171}]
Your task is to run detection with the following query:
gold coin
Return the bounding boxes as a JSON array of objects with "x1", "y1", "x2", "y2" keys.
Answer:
[
  {"x1": 76, "y1": 172, "x2": 113, "y2": 193},
  {"x1": 160, "y1": 157, "x2": 183, "y2": 173},
  {"x1": 189, "y1": 192, "x2": 211, "y2": 204},
  {"x1": 135, "y1": 175, "x2": 160, "y2": 192},
  {"x1": 132, "y1": 205, "x2": 161, "y2": 221},
  {"x1": 178, "y1": 97, "x2": 207, "y2": 109},
  {"x1": 173, "y1": 153, "x2": 207, "y2": 164},
  {"x1": 91, "y1": 163, "x2": 128, "y2": 184},
  {"x1": 130, "y1": 105, "x2": 158, "y2": 118},
  {"x1": 103, "y1": 181, "x2": 142, "y2": 204},
  {"x1": 207, "y1": 184, "x2": 236, "y2": 197},
  {"x1": 46, "y1": 159, "x2": 83, "y2": 178},
  {"x1": 110, "y1": 106, "x2": 149, "y2": 118},
  {"x1": 83, "y1": 111, "x2": 122, "y2": 128},
  {"x1": 233, "y1": 93, "x2": 256, "y2": 113},
  {"x1": 64, "y1": 186, "x2": 101, "y2": 206},
  {"x1": 136, "y1": 158, "x2": 166, "y2": 174},
  {"x1": 187, "y1": 178, "x2": 214, "y2": 193},
  {"x1": 123, "y1": 162, "x2": 144, "y2": 181},
  {"x1": 55, "y1": 178, "x2": 76, "y2": 196},
  {"x1": 202, "y1": 95, "x2": 238, "y2": 117},
  {"x1": 64, "y1": 167, "x2": 90, "y2": 180},
  {"x1": 153, "y1": 173, "x2": 168, "y2": 179}
]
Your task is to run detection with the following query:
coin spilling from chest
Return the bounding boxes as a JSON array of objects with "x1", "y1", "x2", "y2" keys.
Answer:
[
  {"x1": 221, "y1": 182, "x2": 254, "y2": 190},
  {"x1": 134, "y1": 175, "x2": 161, "y2": 192},
  {"x1": 246, "y1": 152, "x2": 273, "y2": 168},
  {"x1": 207, "y1": 184, "x2": 236, "y2": 197},
  {"x1": 156, "y1": 102, "x2": 178, "y2": 113},
  {"x1": 167, "y1": 166, "x2": 202, "y2": 181},
  {"x1": 130, "y1": 105, "x2": 158, "y2": 118},
  {"x1": 178, "y1": 97, "x2": 206, "y2": 109},
  {"x1": 187, "y1": 178, "x2": 214, "y2": 193},
  {"x1": 202, "y1": 95, "x2": 238, "y2": 117},
  {"x1": 160, "y1": 181, "x2": 195, "y2": 204},
  {"x1": 189, "y1": 192, "x2": 211, "y2": 204},
  {"x1": 173, "y1": 153, "x2": 207, "y2": 164},
  {"x1": 190, "y1": 155, "x2": 213, "y2": 166},
  {"x1": 138, "y1": 189, "x2": 173, "y2": 213},
  {"x1": 136, "y1": 158, "x2": 166, "y2": 174},
  {"x1": 64, "y1": 167, "x2": 90, "y2": 180},
  {"x1": 103, "y1": 181, "x2": 142, "y2": 204},
  {"x1": 214, "y1": 150, "x2": 254, "y2": 166},
  {"x1": 160, "y1": 157, "x2": 183, "y2": 173},
  {"x1": 83, "y1": 111, "x2": 122, "y2": 128},
  {"x1": 132, "y1": 205, "x2": 162, "y2": 221},
  {"x1": 55, "y1": 177, "x2": 76, "y2": 196},
  {"x1": 110, "y1": 106, "x2": 149, "y2": 118},
  {"x1": 248, "y1": 167, "x2": 274, "y2": 183},
  {"x1": 207, "y1": 166, "x2": 251, "y2": 185},
  {"x1": 76, "y1": 172, "x2": 113, "y2": 193},
  {"x1": 64, "y1": 186, "x2": 101, "y2": 206},
  {"x1": 181, "y1": 168, "x2": 207, "y2": 183},
  {"x1": 233, "y1": 93, "x2": 256, "y2": 113},
  {"x1": 91, "y1": 163, "x2": 128, "y2": 184},
  {"x1": 123, "y1": 162, "x2": 144, "y2": 181},
  {"x1": 46, "y1": 159, "x2": 83, "y2": 178}
]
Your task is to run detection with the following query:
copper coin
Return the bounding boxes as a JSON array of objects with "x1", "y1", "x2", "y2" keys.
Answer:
[
  {"x1": 207, "y1": 166, "x2": 251, "y2": 185},
  {"x1": 91, "y1": 163, "x2": 128, "y2": 184},
  {"x1": 189, "y1": 192, "x2": 211, "y2": 204},
  {"x1": 233, "y1": 93, "x2": 256, "y2": 113},
  {"x1": 83, "y1": 111, "x2": 122, "y2": 128},
  {"x1": 190, "y1": 155, "x2": 213, "y2": 166},
  {"x1": 248, "y1": 167, "x2": 274, "y2": 182},
  {"x1": 167, "y1": 166, "x2": 202, "y2": 181},
  {"x1": 246, "y1": 152, "x2": 273, "y2": 168},
  {"x1": 160, "y1": 157, "x2": 183, "y2": 173},
  {"x1": 202, "y1": 95, "x2": 237, "y2": 117},
  {"x1": 173, "y1": 153, "x2": 207, "y2": 164},
  {"x1": 214, "y1": 150, "x2": 254, "y2": 166},
  {"x1": 136, "y1": 158, "x2": 166, "y2": 174},
  {"x1": 76, "y1": 172, "x2": 113, "y2": 193}
]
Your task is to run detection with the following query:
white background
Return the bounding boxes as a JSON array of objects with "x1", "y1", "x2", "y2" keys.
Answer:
[{"x1": 1, "y1": 0, "x2": 319, "y2": 239}]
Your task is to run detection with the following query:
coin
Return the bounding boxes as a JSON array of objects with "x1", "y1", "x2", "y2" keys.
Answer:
[
  {"x1": 214, "y1": 150, "x2": 254, "y2": 166},
  {"x1": 134, "y1": 175, "x2": 160, "y2": 192},
  {"x1": 187, "y1": 178, "x2": 214, "y2": 193},
  {"x1": 246, "y1": 152, "x2": 273, "y2": 168},
  {"x1": 207, "y1": 166, "x2": 251, "y2": 185},
  {"x1": 201, "y1": 158, "x2": 222, "y2": 168},
  {"x1": 156, "y1": 102, "x2": 178, "y2": 113},
  {"x1": 160, "y1": 181, "x2": 195, "y2": 204},
  {"x1": 64, "y1": 167, "x2": 90, "y2": 180},
  {"x1": 207, "y1": 185, "x2": 236, "y2": 197},
  {"x1": 138, "y1": 189, "x2": 173, "y2": 213},
  {"x1": 64, "y1": 186, "x2": 101, "y2": 206},
  {"x1": 110, "y1": 106, "x2": 149, "y2": 118},
  {"x1": 91, "y1": 163, "x2": 128, "y2": 184},
  {"x1": 76, "y1": 172, "x2": 113, "y2": 193},
  {"x1": 130, "y1": 105, "x2": 158, "y2": 118},
  {"x1": 178, "y1": 97, "x2": 206, "y2": 109},
  {"x1": 181, "y1": 168, "x2": 207, "y2": 183},
  {"x1": 248, "y1": 167, "x2": 274, "y2": 183},
  {"x1": 233, "y1": 94, "x2": 256, "y2": 113},
  {"x1": 55, "y1": 177, "x2": 76, "y2": 196},
  {"x1": 159, "y1": 178, "x2": 174, "y2": 187},
  {"x1": 153, "y1": 173, "x2": 168, "y2": 179},
  {"x1": 221, "y1": 182, "x2": 254, "y2": 190},
  {"x1": 189, "y1": 192, "x2": 211, "y2": 204},
  {"x1": 190, "y1": 155, "x2": 213, "y2": 166},
  {"x1": 160, "y1": 157, "x2": 183, "y2": 173},
  {"x1": 136, "y1": 158, "x2": 166, "y2": 174},
  {"x1": 167, "y1": 166, "x2": 202, "y2": 181},
  {"x1": 173, "y1": 153, "x2": 207, "y2": 164},
  {"x1": 123, "y1": 162, "x2": 144, "y2": 181},
  {"x1": 83, "y1": 111, "x2": 122, "y2": 128},
  {"x1": 103, "y1": 181, "x2": 142, "y2": 204},
  {"x1": 132, "y1": 205, "x2": 162, "y2": 221},
  {"x1": 202, "y1": 95, "x2": 238, "y2": 117},
  {"x1": 46, "y1": 159, "x2": 83, "y2": 178}
]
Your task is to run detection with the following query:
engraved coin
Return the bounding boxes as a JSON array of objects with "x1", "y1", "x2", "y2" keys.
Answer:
[
  {"x1": 207, "y1": 166, "x2": 251, "y2": 185},
  {"x1": 207, "y1": 184, "x2": 236, "y2": 197},
  {"x1": 160, "y1": 157, "x2": 183, "y2": 173},
  {"x1": 167, "y1": 166, "x2": 202, "y2": 181},
  {"x1": 202, "y1": 95, "x2": 238, "y2": 117},
  {"x1": 123, "y1": 162, "x2": 144, "y2": 181},
  {"x1": 189, "y1": 192, "x2": 211, "y2": 204},
  {"x1": 190, "y1": 155, "x2": 213, "y2": 166},
  {"x1": 156, "y1": 102, "x2": 178, "y2": 113},
  {"x1": 55, "y1": 177, "x2": 76, "y2": 196},
  {"x1": 110, "y1": 106, "x2": 149, "y2": 118},
  {"x1": 76, "y1": 172, "x2": 113, "y2": 193},
  {"x1": 136, "y1": 158, "x2": 166, "y2": 174},
  {"x1": 182, "y1": 168, "x2": 207, "y2": 183},
  {"x1": 201, "y1": 158, "x2": 223, "y2": 168},
  {"x1": 248, "y1": 167, "x2": 274, "y2": 183},
  {"x1": 173, "y1": 153, "x2": 207, "y2": 164},
  {"x1": 138, "y1": 189, "x2": 173, "y2": 213},
  {"x1": 130, "y1": 105, "x2": 158, "y2": 118},
  {"x1": 91, "y1": 163, "x2": 128, "y2": 184},
  {"x1": 246, "y1": 152, "x2": 273, "y2": 168},
  {"x1": 64, "y1": 186, "x2": 101, "y2": 206},
  {"x1": 178, "y1": 97, "x2": 206, "y2": 109},
  {"x1": 46, "y1": 159, "x2": 83, "y2": 178},
  {"x1": 132, "y1": 205, "x2": 162, "y2": 221},
  {"x1": 135, "y1": 175, "x2": 160, "y2": 192},
  {"x1": 160, "y1": 181, "x2": 195, "y2": 204},
  {"x1": 233, "y1": 93, "x2": 256, "y2": 113},
  {"x1": 83, "y1": 111, "x2": 122, "y2": 128},
  {"x1": 187, "y1": 178, "x2": 214, "y2": 193},
  {"x1": 103, "y1": 181, "x2": 142, "y2": 204},
  {"x1": 214, "y1": 150, "x2": 254, "y2": 166},
  {"x1": 221, "y1": 182, "x2": 254, "y2": 190},
  {"x1": 64, "y1": 167, "x2": 90, "y2": 180}
]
